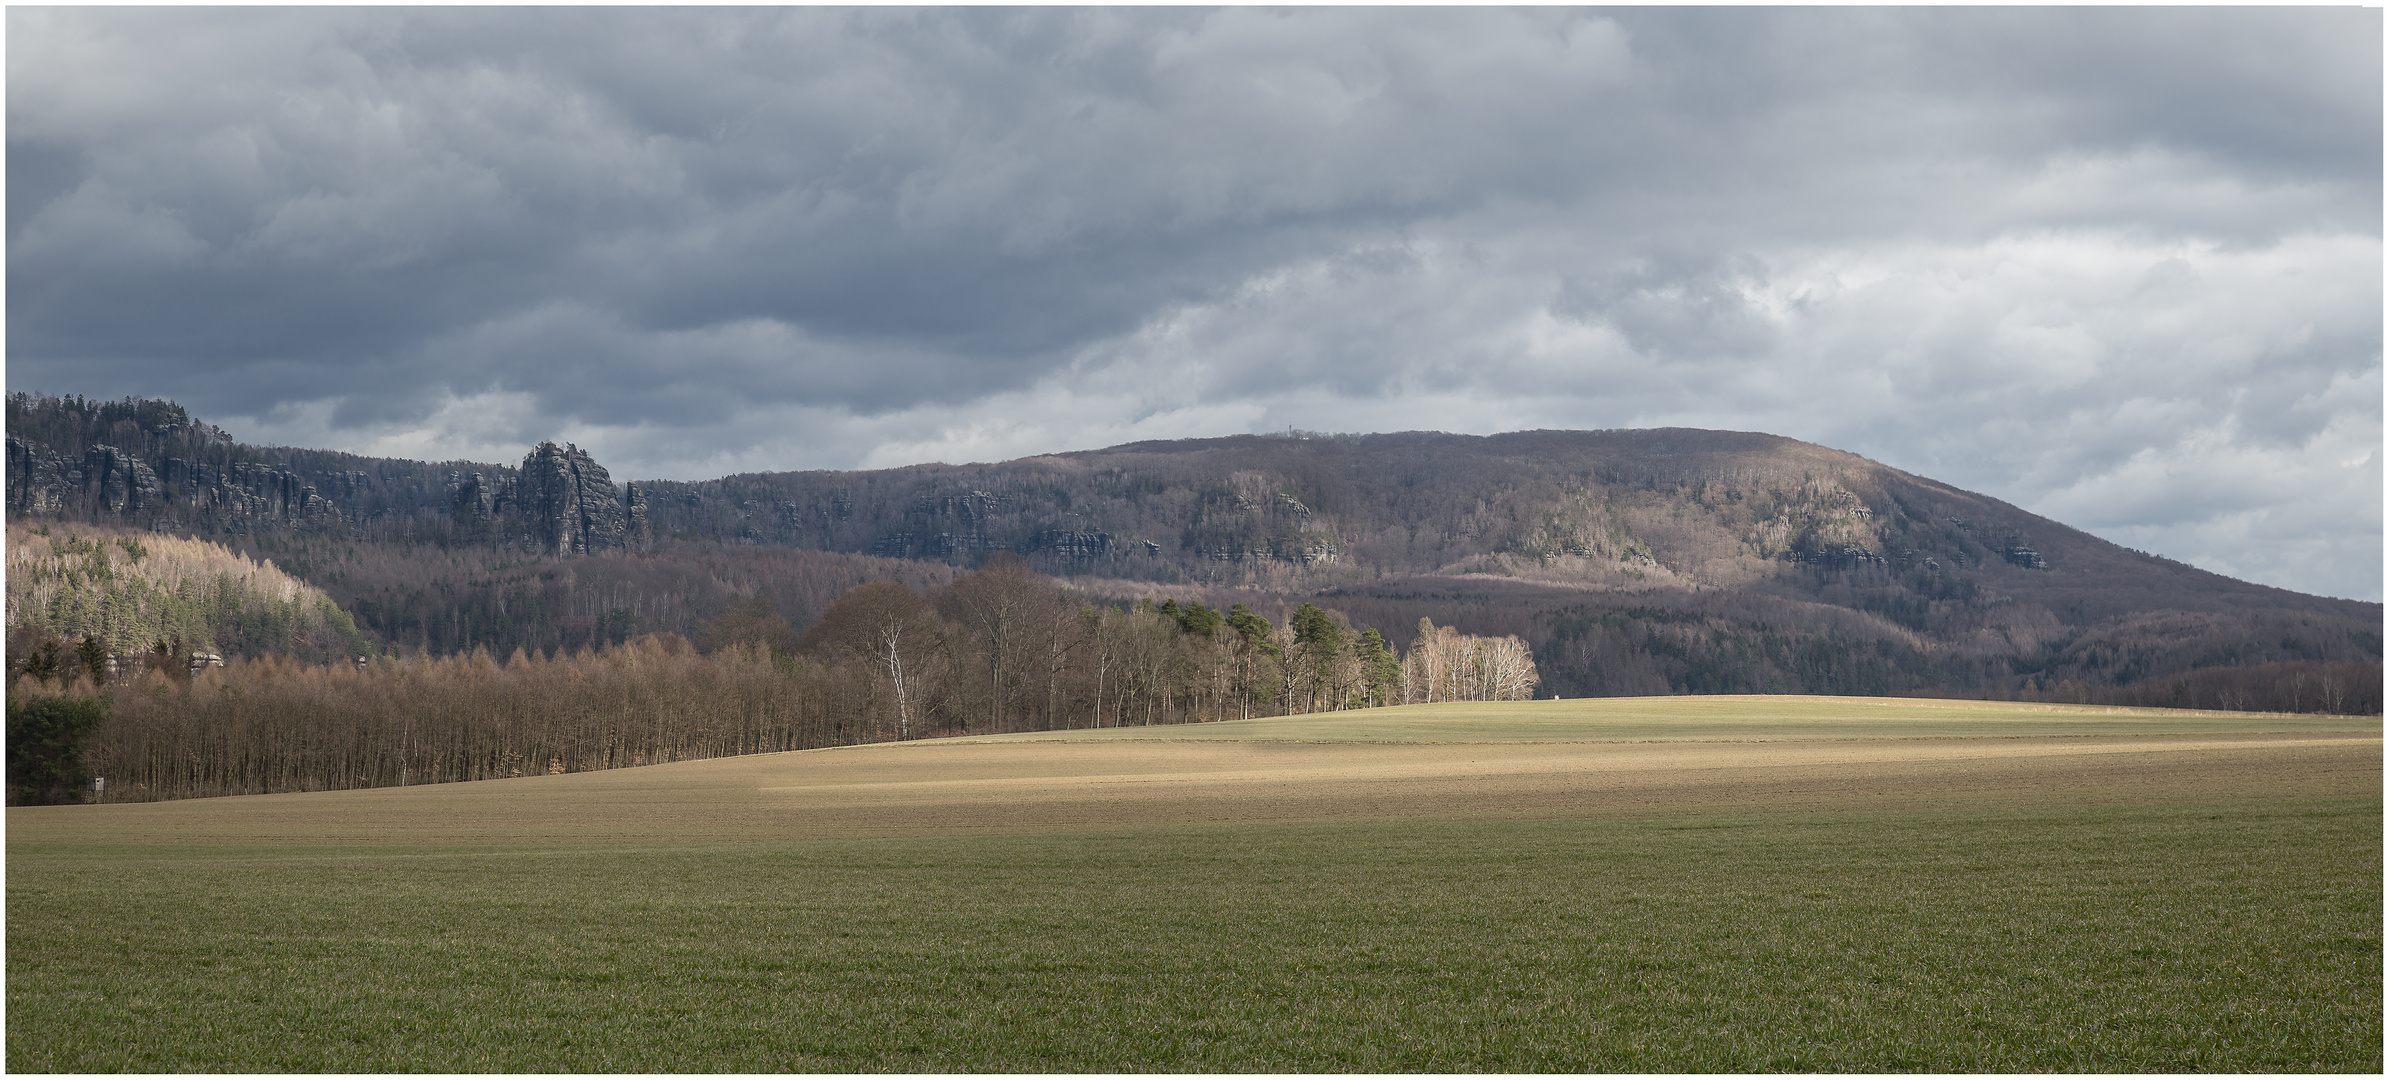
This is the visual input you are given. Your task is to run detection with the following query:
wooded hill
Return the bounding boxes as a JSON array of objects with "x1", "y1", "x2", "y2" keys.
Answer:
[
  {"x1": 6, "y1": 522, "x2": 371, "y2": 670},
  {"x1": 6, "y1": 393, "x2": 2378, "y2": 708}
]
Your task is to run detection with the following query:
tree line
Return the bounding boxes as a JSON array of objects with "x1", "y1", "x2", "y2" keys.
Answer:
[
  {"x1": 6, "y1": 554, "x2": 1538, "y2": 804},
  {"x1": 1937, "y1": 659, "x2": 2383, "y2": 717}
]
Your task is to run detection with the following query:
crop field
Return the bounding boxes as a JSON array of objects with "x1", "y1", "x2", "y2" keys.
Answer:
[{"x1": 8, "y1": 696, "x2": 2380, "y2": 1071}]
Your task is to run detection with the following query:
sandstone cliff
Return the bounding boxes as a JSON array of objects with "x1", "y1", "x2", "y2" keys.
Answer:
[
  {"x1": 509, "y1": 442, "x2": 632, "y2": 557},
  {"x1": 7, "y1": 396, "x2": 649, "y2": 558},
  {"x1": 8, "y1": 435, "x2": 342, "y2": 534},
  {"x1": 443, "y1": 443, "x2": 648, "y2": 556}
]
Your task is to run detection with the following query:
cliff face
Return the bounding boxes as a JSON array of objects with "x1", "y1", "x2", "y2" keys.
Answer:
[
  {"x1": 155, "y1": 455, "x2": 344, "y2": 530},
  {"x1": 6, "y1": 438, "x2": 149, "y2": 516},
  {"x1": 510, "y1": 442, "x2": 630, "y2": 557},
  {"x1": 445, "y1": 443, "x2": 648, "y2": 557},
  {"x1": 7, "y1": 397, "x2": 656, "y2": 559},
  {"x1": 7, "y1": 435, "x2": 341, "y2": 533}
]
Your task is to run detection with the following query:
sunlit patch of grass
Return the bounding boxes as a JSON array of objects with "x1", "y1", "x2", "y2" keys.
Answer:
[
  {"x1": 946, "y1": 695, "x2": 2384, "y2": 744},
  {"x1": 9, "y1": 799, "x2": 2378, "y2": 1072}
]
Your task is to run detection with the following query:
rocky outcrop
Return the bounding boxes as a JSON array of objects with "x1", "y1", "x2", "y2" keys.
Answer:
[
  {"x1": 509, "y1": 442, "x2": 629, "y2": 557},
  {"x1": 7, "y1": 434, "x2": 339, "y2": 531},
  {"x1": 448, "y1": 471, "x2": 501, "y2": 542},
  {"x1": 2001, "y1": 542, "x2": 2048, "y2": 571},
  {"x1": 1786, "y1": 541, "x2": 1887, "y2": 570},
  {"x1": 165, "y1": 458, "x2": 341, "y2": 528},
  {"x1": 1195, "y1": 533, "x2": 1342, "y2": 565},
  {"x1": 625, "y1": 482, "x2": 652, "y2": 551},
  {"x1": 84, "y1": 445, "x2": 165, "y2": 514},
  {"x1": 451, "y1": 471, "x2": 497, "y2": 522},
  {"x1": 1035, "y1": 528, "x2": 1115, "y2": 560},
  {"x1": 7, "y1": 439, "x2": 165, "y2": 516},
  {"x1": 7, "y1": 435, "x2": 72, "y2": 515},
  {"x1": 870, "y1": 531, "x2": 995, "y2": 561},
  {"x1": 435, "y1": 443, "x2": 650, "y2": 556},
  {"x1": 914, "y1": 490, "x2": 1011, "y2": 522}
]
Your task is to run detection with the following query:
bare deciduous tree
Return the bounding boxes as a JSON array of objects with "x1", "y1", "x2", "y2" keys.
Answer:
[
  {"x1": 934, "y1": 553, "x2": 1051, "y2": 734},
  {"x1": 803, "y1": 581, "x2": 942, "y2": 740}
]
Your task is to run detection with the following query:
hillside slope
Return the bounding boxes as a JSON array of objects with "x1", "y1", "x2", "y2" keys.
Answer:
[
  {"x1": 6, "y1": 394, "x2": 2377, "y2": 700},
  {"x1": 5, "y1": 522, "x2": 370, "y2": 669},
  {"x1": 643, "y1": 427, "x2": 2370, "y2": 616}
]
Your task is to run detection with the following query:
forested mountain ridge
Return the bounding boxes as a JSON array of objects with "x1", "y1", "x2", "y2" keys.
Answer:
[
  {"x1": 643, "y1": 427, "x2": 2366, "y2": 620},
  {"x1": 6, "y1": 393, "x2": 2377, "y2": 706},
  {"x1": 8, "y1": 392, "x2": 2361, "y2": 614}
]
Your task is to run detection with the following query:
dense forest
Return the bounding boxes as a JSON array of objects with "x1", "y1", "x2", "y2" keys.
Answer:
[{"x1": 7, "y1": 554, "x2": 1536, "y2": 804}]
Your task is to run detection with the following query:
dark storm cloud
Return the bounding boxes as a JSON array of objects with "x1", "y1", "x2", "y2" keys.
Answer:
[
  {"x1": 7, "y1": 7, "x2": 2380, "y2": 598},
  {"x1": 15, "y1": 8, "x2": 1475, "y2": 414}
]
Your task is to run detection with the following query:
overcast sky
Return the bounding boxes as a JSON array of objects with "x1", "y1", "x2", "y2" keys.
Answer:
[{"x1": 8, "y1": 7, "x2": 2381, "y2": 600}]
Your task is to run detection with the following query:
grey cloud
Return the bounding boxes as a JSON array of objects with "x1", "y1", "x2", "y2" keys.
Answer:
[{"x1": 1553, "y1": 255, "x2": 1779, "y2": 363}]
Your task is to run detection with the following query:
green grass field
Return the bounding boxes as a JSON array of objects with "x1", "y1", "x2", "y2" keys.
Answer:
[{"x1": 9, "y1": 697, "x2": 2380, "y2": 1071}]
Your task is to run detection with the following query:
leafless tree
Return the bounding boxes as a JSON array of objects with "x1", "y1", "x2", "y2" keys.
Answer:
[
  {"x1": 803, "y1": 581, "x2": 943, "y2": 740},
  {"x1": 934, "y1": 553, "x2": 1051, "y2": 734}
]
